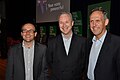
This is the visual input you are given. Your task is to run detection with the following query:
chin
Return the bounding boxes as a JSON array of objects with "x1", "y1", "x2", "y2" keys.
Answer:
[
  {"x1": 62, "y1": 32, "x2": 67, "y2": 34},
  {"x1": 25, "y1": 40, "x2": 32, "y2": 42}
]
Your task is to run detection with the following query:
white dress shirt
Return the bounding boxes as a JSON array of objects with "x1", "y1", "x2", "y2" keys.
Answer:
[
  {"x1": 23, "y1": 41, "x2": 35, "y2": 80},
  {"x1": 62, "y1": 33, "x2": 72, "y2": 55}
]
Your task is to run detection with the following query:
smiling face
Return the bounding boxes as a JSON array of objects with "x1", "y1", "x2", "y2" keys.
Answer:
[
  {"x1": 58, "y1": 13, "x2": 74, "y2": 37},
  {"x1": 21, "y1": 23, "x2": 37, "y2": 43},
  {"x1": 90, "y1": 11, "x2": 109, "y2": 39}
]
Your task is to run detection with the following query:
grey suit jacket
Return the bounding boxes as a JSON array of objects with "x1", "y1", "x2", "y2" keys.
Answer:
[
  {"x1": 86, "y1": 32, "x2": 120, "y2": 80},
  {"x1": 6, "y1": 42, "x2": 49, "y2": 80}
]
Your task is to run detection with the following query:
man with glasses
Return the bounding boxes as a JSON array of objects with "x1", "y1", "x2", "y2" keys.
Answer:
[{"x1": 6, "y1": 23, "x2": 49, "y2": 80}]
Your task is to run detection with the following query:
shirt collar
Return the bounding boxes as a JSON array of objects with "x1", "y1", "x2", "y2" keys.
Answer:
[
  {"x1": 22, "y1": 40, "x2": 35, "y2": 48},
  {"x1": 61, "y1": 32, "x2": 73, "y2": 40},
  {"x1": 92, "y1": 30, "x2": 107, "y2": 43}
]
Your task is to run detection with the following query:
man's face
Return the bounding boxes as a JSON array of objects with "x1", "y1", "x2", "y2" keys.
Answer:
[
  {"x1": 90, "y1": 11, "x2": 109, "y2": 39},
  {"x1": 21, "y1": 23, "x2": 37, "y2": 43},
  {"x1": 59, "y1": 14, "x2": 74, "y2": 36}
]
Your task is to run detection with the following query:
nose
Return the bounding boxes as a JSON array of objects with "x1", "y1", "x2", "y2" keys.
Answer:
[
  {"x1": 60, "y1": 23, "x2": 65, "y2": 28},
  {"x1": 63, "y1": 23, "x2": 67, "y2": 27},
  {"x1": 26, "y1": 31, "x2": 31, "y2": 34},
  {"x1": 92, "y1": 21, "x2": 96, "y2": 27}
]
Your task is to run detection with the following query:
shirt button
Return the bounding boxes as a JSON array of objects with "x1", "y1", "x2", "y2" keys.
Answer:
[
  {"x1": 28, "y1": 61, "x2": 30, "y2": 64},
  {"x1": 28, "y1": 68, "x2": 30, "y2": 71}
]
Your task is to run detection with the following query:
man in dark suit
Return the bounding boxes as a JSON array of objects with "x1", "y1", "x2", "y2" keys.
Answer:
[
  {"x1": 46, "y1": 12, "x2": 87, "y2": 80},
  {"x1": 86, "y1": 7, "x2": 120, "y2": 80},
  {"x1": 6, "y1": 23, "x2": 49, "y2": 80}
]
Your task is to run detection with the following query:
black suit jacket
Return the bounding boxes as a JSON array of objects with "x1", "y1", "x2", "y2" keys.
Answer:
[
  {"x1": 86, "y1": 32, "x2": 120, "y2": 80},
  {"x1": 6, "y1": 42, "x2": 49, "y2": 80},
  {"x1": 46, "y1": 34, "x2": 87, "y2": 80}
]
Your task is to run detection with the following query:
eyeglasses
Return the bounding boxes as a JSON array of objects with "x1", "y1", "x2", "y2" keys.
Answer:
[{"x1": 22, "y1": 29, "x2": 35, "y2": 33}]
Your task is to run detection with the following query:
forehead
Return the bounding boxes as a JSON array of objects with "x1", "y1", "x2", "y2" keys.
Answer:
[
  {"x1": 59, "y1": 14, "x2": 71, "y2": 20},
  {"x1": 22, "y1": 23, "x2": 35, "y2": 30},
  {"x1": 90, "y1": 11, "x2": 104, "y2": 18}
]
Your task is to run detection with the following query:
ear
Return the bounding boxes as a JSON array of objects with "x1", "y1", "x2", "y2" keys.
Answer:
[
  {"x1": 21, "y1": 32, "x2": 23, "y2": 36},
  {"x1": 35, "y1": 32, "x2": 37, "y2": 37},
  {"x1": 105, "y1": 18, "x2": 109, "y2": 26},
  {"x1": 72, "y1": 21, "x2": 74, "y2": 27}
]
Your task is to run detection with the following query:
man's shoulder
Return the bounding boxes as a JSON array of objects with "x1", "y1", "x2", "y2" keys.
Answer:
[
  {"x1": 35, "y1": 42, "x2": 46, "y2": 48},
  {"x1": 109, "y1": 33, "x2": 120, "y2": 42},
  {"x1": 47, "y1": 35, "x2": 59, "y2": 42},
  {"x1": 10, "y1": 43, "x2": 21, "y2": 49},
  {"x1": 8, "y1": 43, "x2": 22, "y2": 55},
  {"x1": 73, "y1": 34, "x2": 87, "y2": 41}
]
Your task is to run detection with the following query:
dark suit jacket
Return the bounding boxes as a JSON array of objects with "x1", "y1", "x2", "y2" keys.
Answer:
[
  {"x1": 46, "y1": 34, "x2": 87, "y2": 80},
  {"x1": 6, "y1": 42, "x2": 49, "y2": 80},
  {"x1": 86, "y1": 32, "x2": 120, "y2": 80}
]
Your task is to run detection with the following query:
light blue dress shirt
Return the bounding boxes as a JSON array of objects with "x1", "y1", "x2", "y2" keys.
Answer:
[{"x1": 87, "y1": 31, "x2": 107, "y2": 80}]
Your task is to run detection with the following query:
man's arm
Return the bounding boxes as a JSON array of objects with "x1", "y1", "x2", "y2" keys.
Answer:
[
  {"x1": 5, "y1": 47, "x2": 14, "y2": 80},
  {"x1": 39, "y1": 46, "x2": 49, "y2": 80},
  {"x1": 117, "y1": 46, "x2": 120, "y2": 80}
]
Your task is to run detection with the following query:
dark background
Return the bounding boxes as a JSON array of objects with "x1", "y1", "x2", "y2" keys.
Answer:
[
  {"x1": 0, "y1": 0, "x2": 120, "y2": 58},
  {"x1": 1, "y1": 0, "x2": 119, "y2": 38}
]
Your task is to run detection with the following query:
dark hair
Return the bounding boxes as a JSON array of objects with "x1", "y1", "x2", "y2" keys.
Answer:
[{"x1": 21, "y1": 22, "x2": 37, "y2": 32}]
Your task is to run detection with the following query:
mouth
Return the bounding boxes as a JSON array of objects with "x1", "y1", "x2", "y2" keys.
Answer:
[
  {"x1": 92, "y1": 27, "x2": 98, "y2": 31},
  {"x1": 62, "y1": 26, "x2": 68, "y2": 31},
  {"x1": 25, "y1": 35, "x2": 31, "y2": 38}
]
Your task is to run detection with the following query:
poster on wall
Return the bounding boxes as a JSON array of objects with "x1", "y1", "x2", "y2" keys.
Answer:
[
  {"x1": 39, "y1": 26, "x2": 46, "y2": 43},
  {"x1": 0, "y1": 1, "x2": 6, "y2": 18},
  {"x1": 49, "y1": 26, "x2": 57, "y2": 37},
  {"x1": 72, "y1": 11, "x2": 82, "y2": 36},
  {"x1": 36, "y1": 0, "x2": 70, "y2": 23},
  {"x1": 87, "y1": 1, "x2": 111, "y2": 38}
]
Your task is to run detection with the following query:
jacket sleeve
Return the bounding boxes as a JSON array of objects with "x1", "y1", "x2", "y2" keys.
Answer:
[
  {"x1": 38, "y1": 46, "x2": 49, "y2": 80},
  {"x1": 5, "y1": 47, "x2": 14, "y2": 80},
  {"x1": 117, "y1": 46, "x2": 120, "y2": 80},
  {"x1": 46, "y1": 38, "x2": 54, "y2": 69}
]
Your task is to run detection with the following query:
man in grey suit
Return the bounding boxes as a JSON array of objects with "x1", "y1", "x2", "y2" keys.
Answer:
[
  {"x1": 86, "y1": 7, "x2": 120, "y2": 80},
  {"x1": 6, "y1": 23, "x2": 49, "y2": 80},
  {"x1": 46, "y1": 12, "x2": 87, "y2": 80}
]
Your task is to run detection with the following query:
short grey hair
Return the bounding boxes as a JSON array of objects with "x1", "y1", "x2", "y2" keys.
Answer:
[
  {"x1": 90, "y1": 7, "x2": 108, "y2": 19},
  {"x1": 58, "y1": 12, "x2": 73, "y2": 21}
]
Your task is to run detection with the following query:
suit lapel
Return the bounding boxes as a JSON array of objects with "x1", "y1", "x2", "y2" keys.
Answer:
[
  {"x1": 57, "y1": 34, "x2": 75, "y2": 57},
  {"x1": 33, "y1": 43, "x2": 39, "y2": 73},
  {"x1": 17, "y1": 43, "x2": 25, "y2": 76},
  {"x1": 33, "y1": 43, "x2": 38, "y2": 80},
  {"x1": 57, "y1": 35, "x2": 67, "y2": 56},
  {"x1": 67, "y1": 34, "x2": 75, "y2": 56},
  {"x1": 86, "y1": 38, "x2": 93, "y2": 69},
  {"x1": 94, "y1": 33, "x2": 111, "y2": 72}
]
